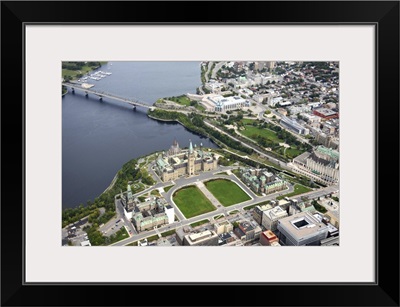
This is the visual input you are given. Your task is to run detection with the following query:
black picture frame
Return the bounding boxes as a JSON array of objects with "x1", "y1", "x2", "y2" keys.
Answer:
[{"x1": 1, "y1": 1, "x2": 399, "y2": 306}]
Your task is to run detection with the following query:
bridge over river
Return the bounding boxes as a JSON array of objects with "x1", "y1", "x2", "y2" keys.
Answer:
[{"x1": 62, "y1": 82, "x2": 155, "y2": 110}]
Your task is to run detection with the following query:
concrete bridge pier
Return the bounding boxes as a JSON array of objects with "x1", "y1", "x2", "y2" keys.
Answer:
[{"x1": 132, "y1": 106, "x2": 136, "y2": 111}]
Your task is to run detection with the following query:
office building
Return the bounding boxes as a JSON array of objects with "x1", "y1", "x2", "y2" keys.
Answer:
[
  {"x1": 253, "y1": 204, "x2": 273, "y2": 225},
  {"x1": 313, "y1": 107, "x2": 339, "y2": 119},
  {"x1": 280, "y1": 116, "x2": 309, "y2": 135},
  {"x1": 239, "y1": 168, "x2": 288, "y2": 195},
  {"x1": 214, "y1": 220, "x2": 233, "y2": 235},
  {"x1": 259, "y1": 230, "x2": 279, "y2": 246},
  {"x1": 277, "y1": 212, "x2": 329, "y2": 246},
  {"x1": 183, "y1": 230, "x2": 219, "y2": 246},
  {"x1": 262, "y1": 206, "x2": 288, "y2": 231}
]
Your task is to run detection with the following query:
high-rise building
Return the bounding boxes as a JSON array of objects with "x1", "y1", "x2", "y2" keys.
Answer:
[{"x1": 253, "y1": 204, "x2": 273, "y2": 225}]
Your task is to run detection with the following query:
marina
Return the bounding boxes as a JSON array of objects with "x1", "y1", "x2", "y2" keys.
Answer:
[{"x1": 77, "y1": 70, "x2": 112, "y2": 84}]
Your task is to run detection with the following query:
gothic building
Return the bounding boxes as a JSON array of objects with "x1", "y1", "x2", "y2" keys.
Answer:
[{"x1": 155, "y1": 139, "x2": 218, "y2": 182}]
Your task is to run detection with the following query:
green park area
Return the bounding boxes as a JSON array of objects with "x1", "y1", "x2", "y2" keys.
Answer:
[
  {"x1": 239, "y1": 120, "x2": 307, "y2": 159},
  {"x1": 190, "y1": 219, "x2": 209, "y2": 227},
  {"x1": 205, "y1": 179, "x2": 251, "y2": 207},
  {"x1": 167, "y1": 95, "x2": 192, "y2": 106},
  {"x1": 276, "y1": 184, "x2": 312, "y2": 200},
  {"x1": 107, "y1": 227, "x2": 129, "y2": 245},
  {"x1": 62, "y1": 61, "x2": 106, "y2": 81},
  {"x1": 173, "y1": 186, "x2": 216, "y2": 218},
  {"x1": 241, "y1": 125, "x2": 282, "y2": 142}
]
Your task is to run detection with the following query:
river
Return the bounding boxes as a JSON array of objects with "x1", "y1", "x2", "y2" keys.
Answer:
[{"x1": 62, "y1": 61, "x2": 217, "y2": 209}]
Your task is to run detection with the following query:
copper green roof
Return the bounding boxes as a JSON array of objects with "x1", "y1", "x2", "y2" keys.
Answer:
[{"x1": 316, "y1": 146, "x2": 339, "y2": 161}]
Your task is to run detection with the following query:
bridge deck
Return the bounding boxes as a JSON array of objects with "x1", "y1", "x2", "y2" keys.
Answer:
[{"x1": 62, "y1": 82, "x2": 153, "y2": 109}]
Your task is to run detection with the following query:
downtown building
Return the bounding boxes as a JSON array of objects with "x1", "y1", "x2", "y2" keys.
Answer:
[
  {"x1": 183, "y1": 230, "x2": 219, "y2": 246},
  {"x1": 155, "y1": 139, "x2": 218, "y2": 182},
  {"x1": 280, "y1": 116, "x2": 309, "y2": 135},
  {"x1": 277, "y1": 212, "x2": 329, "y2": 246}
]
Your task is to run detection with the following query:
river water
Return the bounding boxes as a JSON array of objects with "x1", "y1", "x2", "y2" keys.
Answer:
[{"x1": 62, "y1": 61, "x2": 217, "y2": 209}]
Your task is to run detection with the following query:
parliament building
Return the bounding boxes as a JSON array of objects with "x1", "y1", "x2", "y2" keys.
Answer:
[{"x1": 155, "y1": 139, "x2": 218, "y2": 182}]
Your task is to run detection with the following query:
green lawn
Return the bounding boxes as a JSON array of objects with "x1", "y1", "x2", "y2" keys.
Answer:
[
  {"x1": 243, "y1": 204, "x2": 258, "y2": 211},
  {"x1": 205, "y1": 179, "x2": 251, "y2": 207},
  {"x1": 241, "y1": 125, "x2": 282, "y2": 142},
  {"x1": 161, "y1": 230, "x2": 176, "y2": 237},
  {"x1": 285, "y1": 147, "x2": 303, "y2": 158},
  {"x1": 167, "y1": 95, "x2": 191, "y2": 106},
  {"x1": 195, "y1": 104, "x2": 206, "y2": 111},
  {"x1": 146, "y1": 235, "x2": 159, "y2": 242},
  {"x1": 173, "y1": 186, "x2": 216, "y2": 218},
  {"x1": 190, "y1": 219, "x2": 209, "y2": 227},
  {"x1": 241, "y1": 118, "x2": 256, "y2": 125},
  {"x1": 229, "y1": 210, "x2": 239, "y2": 215},
  {"x1": 107, "y1": 227, "x2": 129, "y2": 245},
  {"x1": 276, "y1": 184, "x2": 312, "y2": 200},
  {"x1": 244, "y1": 200, "x2": 271, "y2": 210},
  {"x1": 62, "y1": 66, "x2": 97, "y2": 80},
  {"x1": 150, "y1": 189, "x2": 160, "y2": 196},
  {"x1": 163, "y1": 185, "x2": 174, "y2": 193}
]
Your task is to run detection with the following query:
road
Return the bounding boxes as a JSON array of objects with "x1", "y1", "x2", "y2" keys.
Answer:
[
  {"x1": 211, "y1": 61, "x2": 226, "y2": 79},
  {"x1": 111, "y1": 168, "x2": 338, "y2": 246},
  {"x1": 203, "y1": 120, "x2": 290, "y2": 168}
]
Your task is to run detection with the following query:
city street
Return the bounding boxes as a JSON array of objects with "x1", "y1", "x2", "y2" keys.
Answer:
[{"x1": 112, "y1": 177, "x2": 338, "y2": 246}]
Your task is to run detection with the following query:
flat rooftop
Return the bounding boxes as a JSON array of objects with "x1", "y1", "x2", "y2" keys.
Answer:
[{"x1": 278, "y1": 212, "x2": 328, "y2": 239}]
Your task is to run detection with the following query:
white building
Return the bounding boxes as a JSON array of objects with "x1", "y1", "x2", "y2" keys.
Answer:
[
  {"x1": 201, "y1": 95, "x2": 248, "y2": 112},
  {"x1": 277, "y1": 212, "x2": 329, "y2": 246},
  {"x1": 262, "y1": 206, "x2": 288, "y2": 231},
  {"x1": 165, "y1": 205, "x2": 175, "y2": 224}
]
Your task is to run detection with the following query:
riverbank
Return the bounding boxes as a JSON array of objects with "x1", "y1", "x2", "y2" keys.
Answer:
[
  {"x1": 147, "y1": 109, "x2": 253, "y2": 155},
  {"x1": 62, "y1": 61, "x2": 108, "y2": 82}
]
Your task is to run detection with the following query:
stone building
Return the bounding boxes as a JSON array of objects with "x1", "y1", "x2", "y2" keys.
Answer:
[{"x1": 155, "y1": 139, "x2": 218, "y2": 182}]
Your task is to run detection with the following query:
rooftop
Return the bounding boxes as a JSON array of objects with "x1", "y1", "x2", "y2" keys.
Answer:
[
  {"x1": 314, "y1": 107, "x2": 337, "y2": 116},
  {"x1": 278, "y1": 212, "x2": 328, "y2": 239}
]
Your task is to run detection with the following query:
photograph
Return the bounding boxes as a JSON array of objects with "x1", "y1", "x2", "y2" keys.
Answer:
[{"x1": 62, "y1": 60, "x2": 340, "y2": 247}]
